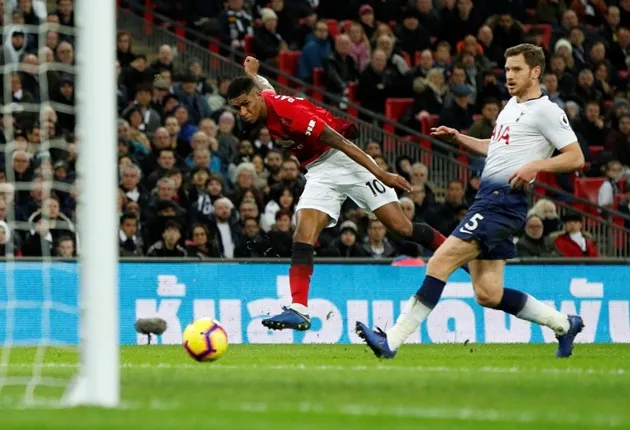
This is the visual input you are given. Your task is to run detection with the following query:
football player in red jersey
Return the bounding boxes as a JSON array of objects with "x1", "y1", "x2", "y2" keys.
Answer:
[{"x1": 228, "y1": 57, "x2": 456, "y2": 331}]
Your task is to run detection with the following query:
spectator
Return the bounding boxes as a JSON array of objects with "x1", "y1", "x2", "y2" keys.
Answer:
[
  {"x1": 573, "y1": 100, "x2": 605, "y2": 148},
  {"x1": 186, "y1": 223, "x2": 220, "y2": 258},
  {"x1": 358, "y1": 4, "x2": 376, "y2": 40},
  {"x1": 267, "y1": 209, "x2": 293, "y2": 257},
  {"x1": 402, "y1": 68, "x2": 447, "y2": 130},
  {"x1": 55, "y1": 235, "x2": 74, "y2": 258},
  {"x1": 260, "y1": 186, "x2": 296, "y2": 232},
  {"x1": 346, "y1": 21, "x2": 370, "y2": 72},
  {"x1": 516, "y1": 215, "x2": 558, "y2": 257},
  {"x1": 129, "y1": 84, "x2": 161, "y2": 137},
  {"x1": 3, "y1": 27, "x2": 26, "y2": 65},
  {"x1": 186, "y1": 58, "x2": 213, "y2": 97},
  {"x1": 375, "y1": 33, "x2": 410, "y2": 77},
  {"x1": 116, "y1": 31, "x2": 135, "y2": 68},
  {"x1": 146, "y1": 148, "x2": 177, "y2": 190},
  {"x1": 569, "y1": 26, "x2": 588, "y2": 71},
  {"x1": 618, "y1": 182, "x2": 630, "y2": 228},
  {"x1": 469, "y1": 98, "x2": 499, "y2": 139},
  {"x1": 440, "y1": 0, "x2": 483, "y2": 49},
  {"x1": 488, "y1": 13, "x2": 524, "y2": 67},
  {"x1": 234, "y1": 217, "x2": 270, "y2": 257},
  {"x1": 253, "y1": 8, "x2": 288, "y2": 66},
  {"x1": 323, "y1": 34, "x2": 359, "y2": 105},
  {"x1": 529, "y1": 198, "x2": 563, "y2": 236},
  {"x1": 426, "y1": 179, "x2": 467, "y2": 236},
  {"x1": 609, "y1": 24, "x2": 630, "y2": 70},
  {"x1": 601, "y1": 6, "x2": 621, "y2": 49},
  {"x1": 175, "y1": 74, "x2": 212, "y2": 126},
  {"x1": 328, "y1": 220, "x2": 368, "y2": 257},
  {"x1": 210, "y1": 197, "x2": 239, "y2": 258},
  {"x1": 150, "y1": 44, "x2": 174, "y2": 76},
  {"x1": 362, "y1": 219, "x2": 396, "y2": 258},
  {"x1": 297, "y1": 20, "x2": 332, "y2": 82},
  {"x1": 218, "y1": 0, "x2": 253, "y2": 52},
  {"x1": 396, "y1": 8, "x2": 431, "y2": 58},
  {"x1": 407, "y1": 49, "x2": 435, "y2": 82},
  {"x1": 477, "y1": 25, "x2": 502, "y2": 68},
  {"x1": 147, "y1": 220, "x2": 187, "y2": 257},
  {"x1": 415, "y1": 0, "x2": 441, "y2": 37},
  {"x1": 439, "y1": 83, "x2": 475, "y2": 131},
  {"x1": 542, "y1": 72, "x2": 565, "y2": 110},
  {"x1": 119, "y1": 212, "x2": 143, "y2": 257},
  {"x1": 356, "y1": 49, "x2": 394, "y2": 115},
  {"x1": 598, "y1": 160, "x2": 625, "y2": 209},
  {"x1": 174, "y1": 105, "x2": 198, "y2": 145},
  {"x1": 270, "y1": 158, "x2": 305, "y2": 200},
  {"x1": 120, "y1": 163, "x2": 148, "y2": 209},
  {"x1": 53, "y1": 0, "x2": 73, "y2": 27},
  {"x1": 207, "y1": 77, "x2": 231, "y2": 112},
  {"x1": 554, "y1": 212, "x2": 600, "y2": 257},
  {"x1": 121, "y1": 54, "x2": 153, "y2": 99},
  {"x1": 605, "y1": 113, "x2": 630, "y2": 167}
]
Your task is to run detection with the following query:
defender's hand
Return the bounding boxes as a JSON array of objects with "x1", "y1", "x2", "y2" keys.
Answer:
[
  {"x1": 509, "y1": 165, "x2": 538, "y2": 191},
  {"x1": 379, "y1": 172, "x2": 413, "y2": 193},
  {"x1": 244, "y1": 56, "x2": 260, "y2": 77},
  {"x1": 430, "y1": 125, "x2": 460, "y2": 143}
]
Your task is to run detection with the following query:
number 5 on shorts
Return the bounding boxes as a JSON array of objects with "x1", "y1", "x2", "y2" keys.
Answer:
[{"x1": 459, "y1": 213, "x2": 484, "y2": 234}]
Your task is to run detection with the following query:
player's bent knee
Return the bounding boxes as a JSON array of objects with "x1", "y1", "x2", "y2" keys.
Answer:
[{"x1": 474, "y1": 287, "x2": 502, "y2": 308}]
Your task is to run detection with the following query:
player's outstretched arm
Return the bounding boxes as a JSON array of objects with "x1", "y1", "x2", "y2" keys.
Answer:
[
  {"x1": 431, "y1": 126, "x2": 489, "y2": 156},
  {"x1": 243, "y1": 56, "x2": 276, "y2": 94},
  {"x1": 319, "y1": 125, "x2": 413, "y2": 193}
]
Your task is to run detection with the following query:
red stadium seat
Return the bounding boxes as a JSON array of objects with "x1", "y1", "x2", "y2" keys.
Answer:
[
  {"x1": 278, "y1": 50, "x2": 301, "y2": 86},
  {"x1": 523, "y1": 24, "x2": 552, "y2": 50},
  {"x1": 414, "y1": 51, "x2": 422, "y2": 66},
  {"x1": 384, "y1": 98, "x2": 413, "y2": 152},
  {"x1": 244, "y1": 34, "x2": 255, "y2": 56},
  {"x1": 384, "y1": 98, "x2": 413, "y2": 134},
  {"x1": 619, "y1": 70, "x2": 629, "y2": 80},
  {"x1": 419, "y1": 114, "x2": 439, "y2": 135},
  {"x1": 325, "y1": 19, "x2": 340, "y2": 38},
  {"x1": 574, "y1": 177, "x2": 605, "y2": 216},
  {"x1": 588, "y1": 146, "x2": 605, "y2": 159},
  {"x1": 402, "y1": 51, "x2": 412, "y2": 68}
]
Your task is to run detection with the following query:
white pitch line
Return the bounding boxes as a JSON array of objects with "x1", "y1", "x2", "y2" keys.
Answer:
[
  {"x1": 217, "y1": 401, "x2": 625, "y2": 428},
  {"x1": 1, "y1": 362, "x2": 629, "y2": 376}
]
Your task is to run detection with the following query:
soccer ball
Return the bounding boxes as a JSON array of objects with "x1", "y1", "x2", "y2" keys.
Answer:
[{"x1": 182, "y1": 318, "x2": 228, "y2": 362}]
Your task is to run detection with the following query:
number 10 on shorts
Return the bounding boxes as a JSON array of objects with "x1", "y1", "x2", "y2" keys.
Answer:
[
  {"x1": 365, "y1": 179, "x2": 386, "y2": 197},
  {"x1": 459, "y1": 213, "x2": 484, "y2": 234}
]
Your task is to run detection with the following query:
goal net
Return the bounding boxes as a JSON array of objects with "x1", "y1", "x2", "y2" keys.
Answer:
[{"x1": 0, "y1": 0, "x2": 118, "y2": 407}]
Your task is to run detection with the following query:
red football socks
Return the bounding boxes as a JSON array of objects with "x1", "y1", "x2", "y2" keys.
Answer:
[{"x1": 289, "y1": 264, "x2": 313, "y2": 306}]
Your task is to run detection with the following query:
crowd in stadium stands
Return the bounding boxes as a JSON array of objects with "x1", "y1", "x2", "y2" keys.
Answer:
[{"x1": 0, "y1": 0, "x2": 629, "y2": 259}]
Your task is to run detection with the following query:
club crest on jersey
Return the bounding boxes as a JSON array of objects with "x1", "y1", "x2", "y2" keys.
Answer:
[
  {"x1": 491, "y1": 124, "x2": 510, "y2": 145},
  {"x1": 278, "y1": 140, "x2": 295, "y2": 148}
]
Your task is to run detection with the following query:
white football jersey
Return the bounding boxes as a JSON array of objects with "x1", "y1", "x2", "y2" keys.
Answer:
[{"x1": 480, "y1": 95, "x2": 577, "y2": 193}]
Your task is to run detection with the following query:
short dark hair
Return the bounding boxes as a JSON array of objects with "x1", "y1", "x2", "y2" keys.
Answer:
[
  {"x1": 158, "y1": 147, "x2": 175, "y2": 157},
  {"x1": 505, "y1": 43, "x2": 546, "y2": 75},
  {"x1": 120, "y1": 212, "x2": 137, "y2": 225},
  {"x1": 227, "y1": 76, "x2": 255, "y2": 101},
  {"x1": 242, "y1": 216, "x2": 259, "y2": 226},
  {"x1": 482, "y1": 97, "x2": 500, "y2": 108},
  {"x1": 56, "y1": 235, "x2": 73, "y2": 246},
  {"x1": 164, "y1": 220, "x2": 181, "y2": 232}
]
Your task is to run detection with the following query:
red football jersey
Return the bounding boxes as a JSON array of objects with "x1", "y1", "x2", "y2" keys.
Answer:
[{"x1": 261, "y1": 90, "x2": 357, "y2": 166}]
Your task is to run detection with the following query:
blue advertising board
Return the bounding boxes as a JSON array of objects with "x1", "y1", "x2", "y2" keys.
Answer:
[{"x1": 0, "y1": 262, "x2": 628, "y2": 345}]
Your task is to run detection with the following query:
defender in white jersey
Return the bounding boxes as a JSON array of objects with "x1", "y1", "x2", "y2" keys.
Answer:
[{"x1": 357, "y1": 44, "x2": 586, "y2": 359}]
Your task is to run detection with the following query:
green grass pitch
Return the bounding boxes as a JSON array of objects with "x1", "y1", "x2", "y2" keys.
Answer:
[{"x1": 1, "y1": 344, "x2": 629, "y2": 429}]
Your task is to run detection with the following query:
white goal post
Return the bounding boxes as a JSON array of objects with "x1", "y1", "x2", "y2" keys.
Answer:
[{"x1": 63, "y1": 0, "x2": 119, "y2": 407}]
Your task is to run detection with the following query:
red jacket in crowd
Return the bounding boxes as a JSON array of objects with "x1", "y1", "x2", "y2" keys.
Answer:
[{"x1": 554, "y1": 233, "x2": 600, "y2": 258}]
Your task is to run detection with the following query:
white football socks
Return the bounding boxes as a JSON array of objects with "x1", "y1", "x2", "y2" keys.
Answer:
[
  {"x1": 289, "y1": 303, "x2": 309, "y2": 316},
  {"x1": 517, "y1": 295, "x2": 570, "y2": 335},
  {"x1": 385, "y1": 295, "x2": 432, "y2": 351}
]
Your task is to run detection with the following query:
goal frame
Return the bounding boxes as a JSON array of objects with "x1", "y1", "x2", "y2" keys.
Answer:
[{"x1": 62, "y1": 0, "x2": 119, "y2": 407}]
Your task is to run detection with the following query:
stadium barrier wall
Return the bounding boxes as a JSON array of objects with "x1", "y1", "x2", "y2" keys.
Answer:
[{"x1": 1, "y1": 261, "x2": 629, "y2": 346}]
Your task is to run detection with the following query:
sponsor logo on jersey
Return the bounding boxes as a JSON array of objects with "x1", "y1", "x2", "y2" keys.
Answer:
[{"x1": 305, "y1": 120, "x2": 316, "y2": 136}]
